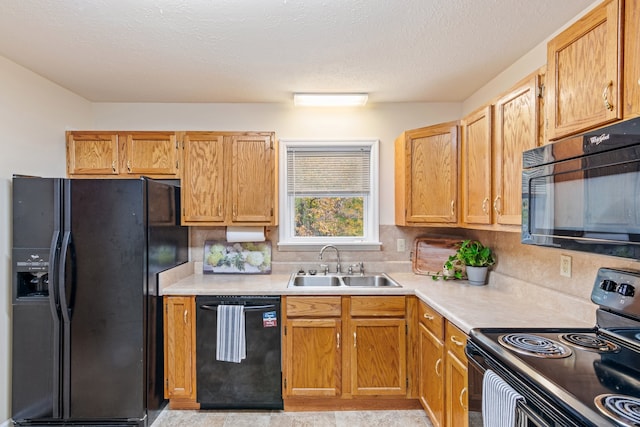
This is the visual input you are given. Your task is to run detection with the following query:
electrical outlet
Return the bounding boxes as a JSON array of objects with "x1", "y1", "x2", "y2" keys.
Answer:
[
  {"x1": 397, "y1": 238, "x2": 406, "y2": 252},
  {"x1": 560, "y1": 255, "x2": 572, "y2": 278}
]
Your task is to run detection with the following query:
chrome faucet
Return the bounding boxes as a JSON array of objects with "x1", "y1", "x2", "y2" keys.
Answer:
[{"x1": 319, "y1": 245, "x2": 341, "y2": 274}]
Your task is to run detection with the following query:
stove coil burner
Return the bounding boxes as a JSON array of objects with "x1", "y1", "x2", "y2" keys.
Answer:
[
  {"x1": 559, "y1": 333, "x2": 620, "y2": 353},
  {"x1": 594, "y1": 394, "x2": 640, "y2": 426},
  {"x1": 498, "y1": 333, "x2": 572, "y2": 358}
]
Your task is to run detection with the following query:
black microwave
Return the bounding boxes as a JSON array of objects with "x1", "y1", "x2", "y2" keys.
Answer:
[{"x1": 522, "y1": 117, "x2": 640, "y2": 259}]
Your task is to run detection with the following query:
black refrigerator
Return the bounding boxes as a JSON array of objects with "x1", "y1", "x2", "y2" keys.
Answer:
[{"x1": 11, "y1": 177, "x2": 189, "y2": 427}]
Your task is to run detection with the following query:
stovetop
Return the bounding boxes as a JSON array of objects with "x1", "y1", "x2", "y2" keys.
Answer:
[{"x1": 470, "y1": 327, "x2": 640, "y2": 425}]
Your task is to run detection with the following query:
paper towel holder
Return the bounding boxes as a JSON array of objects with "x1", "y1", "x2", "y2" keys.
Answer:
[{"x1": 226, "y1": 226, "x2": 266, "y2": 242}]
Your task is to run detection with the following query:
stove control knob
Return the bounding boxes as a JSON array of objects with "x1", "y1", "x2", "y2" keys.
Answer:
[
  {"x1": 600, "y1": 279, "x2": 618, "y2": 292},
  {"x1": 617, "y1": 283, "x2": 635, "y2": 297}
]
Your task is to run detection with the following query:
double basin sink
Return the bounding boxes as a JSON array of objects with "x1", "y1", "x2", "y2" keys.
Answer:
[{"x1": 288, "y1": 272, "x2": 402, "y2": 288}]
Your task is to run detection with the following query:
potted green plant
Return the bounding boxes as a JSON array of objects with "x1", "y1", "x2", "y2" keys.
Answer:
[{"x1": 433, "y1": 239, "x2": 495, "y2": 285}]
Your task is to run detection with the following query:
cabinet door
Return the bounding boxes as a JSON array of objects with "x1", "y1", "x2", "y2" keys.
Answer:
[
  {"x1": 398, "y1": 123, "x2": 458, "y2": 224},
  {"x1": 494, "y1": 73, "x2": 539, "y2": 226},
  {"x1": 124, "y1": 132, "x2": 178, "y2": 176},
  {"x1": 445, "y1": 351, "x2": 468, "y2": 427},
  {"x1": 546, "y1": 0, "x2": 622, "y2": 140},
  {"x1": 461, "y1": 106, "x2": 492, "y2": 225},
  {"x1": 230, "y1": 134, "x2": 275, "y2": 223},
  {"x1": 163, "y1": 296, "x2": 196, "y2": 401},
  {"x1": 181, "y1": 132, "x2": 226, "y2": 224},
  {"x1": 284, "y1": 318, "x2": 342, "y2": 397},
  {"x1": 419, "y1": 323, "x2": 445, "y2": 427},
  {"x1": 67, "y1": 132, "x2": 119, "y2": 175},
  {"x1": 350, "y1": 318, "x2": 407, "y2": 396}
]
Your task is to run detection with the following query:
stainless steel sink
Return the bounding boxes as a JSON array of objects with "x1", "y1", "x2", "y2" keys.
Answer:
[
  {"x1": 289, "y1": 275, "x2": 343, "y2": 287},
  {"x1": 341, "y1": 274, "x2": 401, "y2": 287},
  {"x1": 287, "y1": 272, "x2": 401, "y2": 288}
]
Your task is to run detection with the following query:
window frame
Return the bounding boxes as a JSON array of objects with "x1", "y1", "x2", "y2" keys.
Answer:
[{"x1": 278, "y1": 139, "x2": 381, "y2": 251}]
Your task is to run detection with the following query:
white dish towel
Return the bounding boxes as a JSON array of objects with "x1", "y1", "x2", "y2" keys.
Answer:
[
  {"x1": 482, "y1": 369, "x2": 524, "y2": 427},
  {"x1": 216, "y1": 305, "x2": 246, "y2": 363}
]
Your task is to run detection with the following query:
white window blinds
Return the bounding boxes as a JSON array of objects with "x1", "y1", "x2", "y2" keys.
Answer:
[{"x1": 286, "y1": 147, "x2": 371, "y2": 194}]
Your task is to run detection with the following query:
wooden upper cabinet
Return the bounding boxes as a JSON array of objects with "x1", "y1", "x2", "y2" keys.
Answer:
[
  {"x1": 181, "y1": 132, "x2": 226, "y2": 223},
  {"x1": 625, "y1": 0, "x2": 640, "y2": 118},
  {"x1": 461, "y1": 106, "x2": 492, "y2": 226},
  {"x1": 123, "y1": 132, "x2": 178, "y2": 176},
  {"x1": 230, "y1": 134, "x2": 276, "y2": 223},
  {"x1": 66, "y1": 131, "x2": 179, "y2": 178},
  {"x1": 546, "y1": 0, "x2": 622, "y2": 140},
  {"x1": 395, "y1": 122, "x2": 459, "y2": 226},
  {"x1": 181, "y1": 132, "x2": 276, "y2": 226},
  {"x1": 67, "y1": 132, "x2": 119, "y2": 175},
  {"x1": 493, "y1": 73, "x2": 539, "y2": 227}
]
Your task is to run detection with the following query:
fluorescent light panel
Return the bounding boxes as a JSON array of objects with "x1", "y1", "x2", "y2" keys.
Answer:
[{"x1": 293, "y1": 93, "x2": 368, "y2": 107}]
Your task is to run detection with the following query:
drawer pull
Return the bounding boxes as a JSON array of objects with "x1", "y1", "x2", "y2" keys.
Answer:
[
  {"x1": 337, "y1": 332, "x2": 340, "y2": 349},
  {"x1": 353, "y1": 332, "x2": 357, "y2": 348},
  {"x1": 183, "y1": 309, "x2": 188, "y2": 324},
  {"x1": 493, "y1": 196, "x2": 502, "y2": 215},
  {"x1": 450, "y1": 200, "x2": 455, "y2": 216},
  {"x1": 435, "y1": 358, "x2": 442, "y2": 377},
  {"x1": 450, "y1": 336, "x2": 464, "y2": 347},
  {"x1": 423, "y1": 313, "x2": 435, "y2": 320},
  {"x1": 112, "y1": 160, "x2": 116, "y2": 173},
  {"x1": 127, "y1": 160, "x2": 131, "y2": 172}
]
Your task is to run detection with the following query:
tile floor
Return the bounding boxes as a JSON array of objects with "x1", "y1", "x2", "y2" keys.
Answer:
[{"x1": 151, "y1": 409, "x2": 434, "y2": 427}]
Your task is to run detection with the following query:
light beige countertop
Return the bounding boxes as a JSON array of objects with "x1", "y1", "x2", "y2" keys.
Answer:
[{"x1": 160, "y1": 264, "x2": 596, "y2": 334}]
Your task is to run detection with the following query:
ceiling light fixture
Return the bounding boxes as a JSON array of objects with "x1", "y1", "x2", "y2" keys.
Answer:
[{"x1": 293, "y1": 93, "x2": 369, "y2": 107}]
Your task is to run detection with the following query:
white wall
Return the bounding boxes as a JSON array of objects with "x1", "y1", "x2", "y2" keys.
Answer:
[
  {"x1": 93, "y1": 102, "x2": 462, "y2": 225},
  {"x1": 0, "y1": 55, "x2": 93, "y2": 423}
]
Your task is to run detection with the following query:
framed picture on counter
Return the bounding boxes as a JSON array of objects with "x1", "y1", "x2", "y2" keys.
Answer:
[{"x1": 203, "y1": 240, "x2": 272, "y2": 274}]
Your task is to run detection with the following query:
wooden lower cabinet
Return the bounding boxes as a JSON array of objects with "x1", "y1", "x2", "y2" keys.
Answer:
[
  {"x1": 284, "y1": 318, "x2": 342, "y2": 397},
  {"x1": 163, "y1": 296, "x2": 199, "y2": 409},
  {"x1": 350, "y1": 318, "x2": 407, "y2": 396},
  {"x1": 445, "y1": 322, "x2": 469, "y2": 427},
  {"x1": 418, "y1": 300, "x2": 472, "y2": 427},
  {"x1": 418, "y1": 323, "x2": 445, "y2": 427},
  {"x1": 283, "y1": 295, "x2": 417, "y2": 410},
  {"x1": 445, "y1": 348, "x2": 468, "y2": 427}
]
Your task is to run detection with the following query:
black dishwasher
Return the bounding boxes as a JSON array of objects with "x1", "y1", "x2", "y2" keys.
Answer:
[{"x1": 195, "y1": 295, "x2": 283, "y2": 409}]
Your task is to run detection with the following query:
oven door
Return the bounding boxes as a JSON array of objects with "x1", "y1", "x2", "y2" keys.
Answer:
[
  {"x1": 466, "y1": 340, "x2": 583, "y2": 427},
  {"x1": 516, "y1": 400, "x2": 554, "y2": 427}
]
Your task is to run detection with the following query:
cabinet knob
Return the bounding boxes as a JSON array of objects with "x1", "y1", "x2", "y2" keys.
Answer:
[{"x1": 423, "y1": 313, "x2": 434, "y2": 320}]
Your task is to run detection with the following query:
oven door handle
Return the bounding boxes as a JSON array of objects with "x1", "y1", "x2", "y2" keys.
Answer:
[{"x1": 465, "y1": 343, "x2": 487, "y2": 374}]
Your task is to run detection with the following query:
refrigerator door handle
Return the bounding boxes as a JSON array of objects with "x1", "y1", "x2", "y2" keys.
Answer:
[
  {"x1": 48, "y1": 229, "x2": 62, "y2": 419},
  {"x1": 58, "y1": 231, "x2": 74, "y2": 322}
]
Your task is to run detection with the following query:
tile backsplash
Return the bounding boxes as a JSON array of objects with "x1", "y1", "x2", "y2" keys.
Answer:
[{"x1": 191, "y1": 225, "x2": 640, "y2": 305}]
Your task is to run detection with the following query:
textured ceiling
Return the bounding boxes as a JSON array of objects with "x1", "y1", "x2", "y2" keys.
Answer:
[{"x1": 0, "y1": 0, "x2": 595, "y2": 103}]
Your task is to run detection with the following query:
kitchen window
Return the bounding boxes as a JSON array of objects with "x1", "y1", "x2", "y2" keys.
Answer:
[{"x1": 278, "y1": 139, "x2": 380, "y2": 250}]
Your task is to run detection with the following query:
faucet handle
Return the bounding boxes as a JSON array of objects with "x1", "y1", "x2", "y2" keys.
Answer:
[{"x1": 319, "y1": 264, "x2": 329, "y2": 275}]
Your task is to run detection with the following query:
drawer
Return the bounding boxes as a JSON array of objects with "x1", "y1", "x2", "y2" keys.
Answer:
[
  {"x1": 445, "y1": 321, "x2": 468, "y2": 361},
  {"x1": 418, "y1": 300, "x2": 444, "y2": 339},
  {"x1": 350, "y1": 296, "x2": 405, "y2": 317},
  {"x1": 285, "y1": 296, "x2": 342, "y2": 317}
]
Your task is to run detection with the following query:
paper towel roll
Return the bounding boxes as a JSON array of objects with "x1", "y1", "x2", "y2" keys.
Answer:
[{"x1": 226, "y1": 226, "x2": 266, "y2": 242}]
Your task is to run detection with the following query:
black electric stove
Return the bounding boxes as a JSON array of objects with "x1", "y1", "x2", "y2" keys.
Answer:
[{"x1": 467, "y1": 268, "x2": 640, "y2": 426}]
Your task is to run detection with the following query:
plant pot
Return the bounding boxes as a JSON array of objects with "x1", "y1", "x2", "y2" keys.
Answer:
[{"x1": 465, "y1": 266, "x2": 489, "y2": 286}]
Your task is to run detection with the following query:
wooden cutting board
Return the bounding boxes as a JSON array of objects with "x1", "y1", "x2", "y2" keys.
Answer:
[{"x1": 412, "y1": 236, "x2": 461, "y2": 276}]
